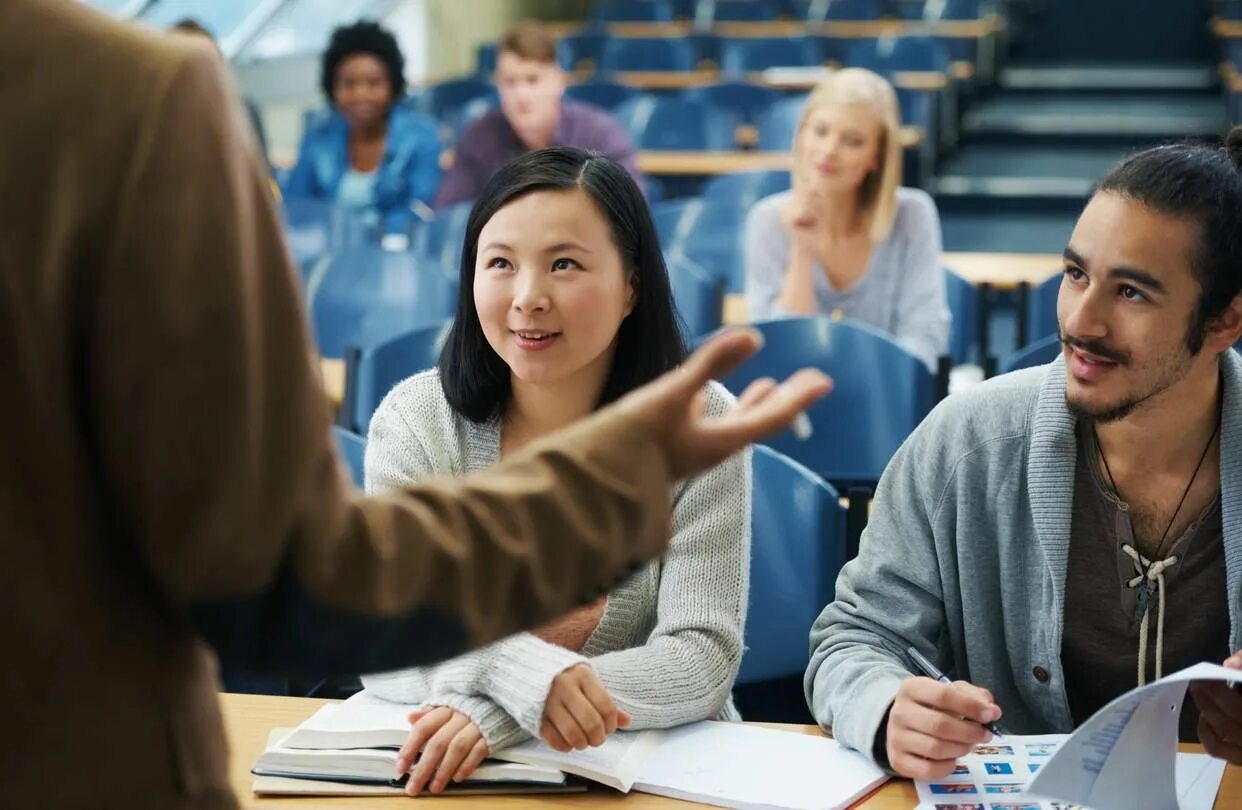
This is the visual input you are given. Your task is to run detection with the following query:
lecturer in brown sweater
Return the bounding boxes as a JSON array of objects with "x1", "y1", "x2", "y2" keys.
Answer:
[{"x1": 0, "y1": 2, "x2": 829, "y2": 808}]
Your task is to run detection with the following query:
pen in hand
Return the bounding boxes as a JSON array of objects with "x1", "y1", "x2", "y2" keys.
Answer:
[{"x1": 906, "y1": 646, "x2": 1007, "y2": 737}]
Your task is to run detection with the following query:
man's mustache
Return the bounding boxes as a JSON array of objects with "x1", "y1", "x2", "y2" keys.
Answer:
[{"x1": 1060, "y1": 332, "x2": 1130, "y2": 365}]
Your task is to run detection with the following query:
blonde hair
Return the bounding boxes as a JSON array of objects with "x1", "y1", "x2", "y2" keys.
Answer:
[{"x1": 793, "y1": 68, "x2": 903, "y2": 243}]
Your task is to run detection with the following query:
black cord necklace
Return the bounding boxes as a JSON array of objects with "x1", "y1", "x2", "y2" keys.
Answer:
[{"x1": 1092, "y1": 413, "x2": 1220, "y2": 564}]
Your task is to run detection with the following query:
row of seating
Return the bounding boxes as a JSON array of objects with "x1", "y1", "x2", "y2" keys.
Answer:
[
  {"x1": 588, "y1": 0, "x2": 988, "y2": 24},
  {"x1": 332, "y1": 421, "x2": 847, "y2": 690}
]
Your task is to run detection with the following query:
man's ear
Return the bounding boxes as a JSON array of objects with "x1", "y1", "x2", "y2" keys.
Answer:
[{"x1": 1206, "y1": 291, "x2": 1242, "y2": 351}]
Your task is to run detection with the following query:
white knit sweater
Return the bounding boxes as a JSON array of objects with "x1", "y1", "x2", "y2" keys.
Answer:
[{"x1": 359, "y1": 370, "x2": 751, "y2": 751}]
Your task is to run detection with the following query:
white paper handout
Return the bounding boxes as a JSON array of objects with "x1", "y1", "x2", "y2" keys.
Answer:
[{"x1": 914, "y1": 662, "x2": 1238, "y2": 810}]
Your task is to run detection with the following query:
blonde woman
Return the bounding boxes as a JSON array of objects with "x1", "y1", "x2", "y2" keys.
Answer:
[{"x1": 744, "y1": 68, "x2": 950, "y2": 370}]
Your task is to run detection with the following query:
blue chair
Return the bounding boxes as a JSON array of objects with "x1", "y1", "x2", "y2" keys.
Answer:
[
  {"x1": 738, "y1": 445, "x2": 846, "y2": 684},
  {"x1": 652, "y1": 198, "x2": 699, "y2": 252},
  {"x1": 1024, "y1": 272, "x2": 1062, "y2": 346},
  {"x1": 418, "y1": 78, "x2": 497, "y2": 123},
  {"x1": 683, "y1": 82, "x2": 780, "y2": 126},
  {"x1": 332, "y1": 426, "x2": 367, "y2": 488},
  {"x1": 944, "y1": 267, "x2": 979, "y2": 365},
  {"x1": 565, "y1": 80, "x2": 639, "y2": 111},
  {"x1": 594, "y1": 0, "x2": 676, "y2": 23},
  {"x1": 756, "y1": 95, "x2": 808, "y2": 151},
  {"x1": 701, "y1": 170, "x2": 791, "y2": 209},
  {"x1": 476, "y1": 42, "x2": 498, "y2": 75},
  {"x1": 793, "y1": 0, "x2": 883, "y2": 21},
  {"x1": 698, "y1": 0, "x2": 780, "y2": 24},
  {"x1": 340, "y1": 320, "x2": 453, "y2": 434},
  {"x1": 927, "y1": 0, "x2": 983, "y2": 20},
  {"x1": 713, "y1": 317, "x2": 935, "y2": 487},
  {"x1": 307, "y1": 246, "x2": 457, "y2": 359},
  {"x1": 280, "y1": 196, "x2": 337, "y2": 273},
  {"x1": 613, "y1": 96, "x2": 736, "y2": 150},
  {"x1": 896, "y1": 85, "x2": 933, "y2": 129},
  {"x1": 846, "y1": 36, "x2": 951, "y2": 75},
  {"x1": 719, "y1": 37, "x2": 823, "y2": 74},
  {"x1": 416, "y1": 200, "x2": 473, "y2": 277},
  {"x1": 1001, "y1": 334, "x2": 1062, "y2": 374},
  {"x1": 600, "y1": 37, "x2": 697, "y2": 73},
  {"x1": 667, "y1": 255, "x2": 724, "y2": 340},
  {"x1": 557, "y1": 31, "x2": 609, "y2": 70},
  {"x1": 688, "y1": 33, "x2": 723, "y2": 67}
]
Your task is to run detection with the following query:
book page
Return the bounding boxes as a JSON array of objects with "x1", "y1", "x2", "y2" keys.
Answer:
[
  {"x1": 633, "y1": 721, "x2": 888, "y2": 810},
  {"x1": 277, "y1": 691, "x2": 412, "y2": 749},
  {"x1": 491, "y1": 728, "x2": 663, "y2": 792}
]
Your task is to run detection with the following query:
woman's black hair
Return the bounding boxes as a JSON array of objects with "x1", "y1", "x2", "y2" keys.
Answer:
[
  {"x1": 439, "y1": 146, "x2": 689, "y2": 423},
  {"x1": 320, "y1": 20, "x2": 405, "y2": 104},
  {"x1": 1095, "y1": 126, "x2": 1242, "y2": 353}
]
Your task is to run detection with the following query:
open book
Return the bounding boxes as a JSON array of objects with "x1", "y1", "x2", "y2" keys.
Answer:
[{"x1": 256, "y1": 690, "x2": 889, "y2": 808}]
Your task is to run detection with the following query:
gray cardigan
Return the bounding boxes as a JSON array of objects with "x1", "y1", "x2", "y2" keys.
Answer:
[
  {"x1": 360, "y1": 371, "x2": 751, "y2": 751},
  {"x1": 743, "y1": 187, "x2": 950, "y2": 370},
  {"x1": 806, "y1": 351, "x2": 1242, "y2": 765}
]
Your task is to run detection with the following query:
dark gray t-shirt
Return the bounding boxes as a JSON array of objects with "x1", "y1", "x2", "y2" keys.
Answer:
[{"x1": 1061, "y1": 425, "x2": 1228, "y2": 741}]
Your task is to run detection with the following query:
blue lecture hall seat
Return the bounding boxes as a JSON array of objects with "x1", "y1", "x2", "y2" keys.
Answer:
[
  {"x1": 719, "y1": 36, "x2": 823, "y2": 74},
  {"x1": 613, "y1": 96, "x2": 738, "y2": 150},
  {"x1": 1024, "y1": 271, "x2": 1062, "y2": 345},
  {"x1": 738, "y1": 445, "x2": 846, "y2": 685},
  {"x1": 558, "y1": 30, "x2": 610, "y2": 71},
  {"x1": 415, "y1": 200, "x2": 473, "y2": 277},
  {"x1": 699, "y1": 0, "x2": 781, "y2": 24},
  {"x1": 944, "y1": 267, "x2": 980, "y2": 365},
  {"x1": 756, "y1": 95, "x2": 809, "y2": 151},
  {"x1": 792, "y1": 0, "x2": 883, "y2": 22},
  {"x1": 700, "y1": 169, "x2": 791, "y2": 210},
  {"x1": 475, "y1": 42, "x2": 498, "y2": 76},
  {"x1": 654, "y1": 196, "x2": 748, "y2": 293},
  {"x1": 683, "y1": 82, "x2": 781, "y2": 127},
  {"x1": 666, "y1": 255, "x2": 725, "y2": 341},
  {"x1": 593, "y1": 0, "x2": 676, "y2": 24},
  {"x1": 600, "y1": 36, "x2": 697, "y2": 73},
  {"x1": 1001, "y1": 333, "x2": 1062, "y2": 374},
  {"x1": 332, "y1": 426, "x2": 367, "y2": 488},
  {"x1": 564, "y1": 80, "x2": 640, "y2": 111},
  {"x1": 714, "y1": 317, "x2": 935, "y2": 488},
  {"x1": 340, "y1": 320, "x2": 453, "y2": 435},
  {"x1": 418, "y1": 78, "x2": 497, "y2": 123},
  {"x1": 307, "y1": 246, "x2": 457, "y2": 359},
  {"x1": 846, "y1": 35, "x2": 952, "y2": 76}
]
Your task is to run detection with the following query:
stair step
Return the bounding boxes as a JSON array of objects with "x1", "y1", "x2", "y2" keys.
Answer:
[
  {"x1": 962, "y1": 93, "x2": 1226, "y2": 140},
  {"x1": 930, "y1": 144, "x2": 1131, "y2": 200},
  {"x1": 1000, "y1": 62, "x2": 1219, "y2": 93}
]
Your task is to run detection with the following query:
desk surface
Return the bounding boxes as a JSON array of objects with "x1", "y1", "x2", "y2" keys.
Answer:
[
  {"x1": 943, "y1": 251, "x2": 1062, "y2": 289},
  {"x1": 221, "y1": 692, "x2": 1238, "y2": 809},
  {"x1": 221, "y1": 692, "x2": 914, "y2": 808},
  {"x1": 544, "y1": 18, "x2": 1002, "y2": 39}
]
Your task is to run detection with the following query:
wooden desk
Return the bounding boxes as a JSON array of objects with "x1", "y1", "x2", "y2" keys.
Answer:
[
  {"x1": 636, "y1": 131, "x2": 922, "y2": 175},
  {"x1": 220, "y1": 692, "x2": 913, "y2": 808},
  {"x1": 942, "y1": 251, "x2": 1061, "y2": 291},
  {"x1": 320, "y1": 357, "x2": 345, "y2": 407},
  {"x1": 1211, "y1": 18, "x2": 1242, "y2": 38},
  {"x1": 221, "y1": 692, "x2": 1239, "y2": 809},
  {"x1": 603, "y1": 67, "x2": 950, "y2": 94}
]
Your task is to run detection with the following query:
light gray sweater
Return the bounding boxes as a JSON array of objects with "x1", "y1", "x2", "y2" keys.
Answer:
[
  {"x1": 743, "y1": 187, "x2": 950, "y2": 371},
  {"x1": 360, "y1": 371, "x2": 751, "y2": 751},
  {"x1": 806, "y1": 351, "x2": 1242, "y2": 766}
]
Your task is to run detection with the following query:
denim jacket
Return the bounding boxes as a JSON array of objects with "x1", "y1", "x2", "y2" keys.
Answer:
[{"x1": 282, "y1": 103, "x2": 441, "y2": 236}]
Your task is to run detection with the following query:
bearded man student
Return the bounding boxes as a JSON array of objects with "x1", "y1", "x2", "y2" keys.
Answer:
[{"x1": 807, "y1": 128, "x2": 1242, "y2": 776}]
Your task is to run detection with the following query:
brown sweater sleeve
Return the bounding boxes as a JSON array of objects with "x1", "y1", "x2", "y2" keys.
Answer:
[{"x1": 89, "y1": 44, "x2": 673, "y2": 675}]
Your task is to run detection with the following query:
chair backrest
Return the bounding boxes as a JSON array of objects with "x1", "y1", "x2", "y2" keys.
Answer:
[
  {"x1": 600, "y1": 37, "x2": 697, "y2": 73},
  {"x1": 416, "y1": 200, "x2": 474, "y2": 275},
  {"x1": 682, "y1": 82, "x2": 780, "y2": 125},
  {"x1": 1025, "y1": 272, "x2": 1061, "y2": 346},
  {"x1": 332, "y1": 426, "x2": 367, "y2": 488},
  {"x1": 896, "y1": 85, "x2": 932, "y2": 129},
  {"x1": 846, "y1": 35, "x2": 951, "y2": 74},
  {"x1": 280, "y1": 196, "x2": 338, "y2": 272},
  {"x1": 714, "y1": 317, "x2": 935, "y2": 487},
  {"x1": 699, "y1": 0, "x2": 780, "y2": 24},
  {"x1": 419, "y1": 78, "x2": 498, "y2": 121},
  {"x1": 927, "y1": 0, "x2": 982, "y2": 21},
  {"x1": 476, "y1": 42, "x2": 498, "y2": 76},
  {"x1": 564, "y1": 80, "x2": 639, "y2": 111},
  {"x1": 1001, "y1": 333, "x2": 1062, "y2": 374},
  {"x1": 720, "y1": 37, "x2": 822, "y2": 74},
  {"x1": 943, "y1": 267, "x2": 978, "y2": 365},
  {"x1": 557, "y1": 31, "x2": 610, "y2": 70},
  {"x1": 341, "y1": 320, "x2": 453, "y2": 434},
  {"x1": 666, "y1": 255, "x2": 724, "y2": 341},
  {"x1": 794, "y1": 0, "x2": 883, "y2": 21},
  {"x1": 756, "y1": 94, "x2": 809, "y2": 151},
  {"x1": 594, "y1": 0, "x2": 676, "y2": 22},
  {"x1": 700, "y1": 170, "x2": 791, "y2": 209},
  {"x1": 307, "y1": 246, "x2": 457, "y2": 359},
  {"x1": 651, "y1": 197, "x2": 701, "y2": 253},
  {"x1": 613, "y1": 96, "x2": 735, "y2": 150},
  {"x1": 739, "y1": 445, "x2": 845, "y2": 684}
]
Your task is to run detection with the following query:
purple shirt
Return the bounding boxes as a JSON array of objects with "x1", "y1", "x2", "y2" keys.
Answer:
[{"x1": 434, "y1": 99, "x2": 642, "y2": 208}]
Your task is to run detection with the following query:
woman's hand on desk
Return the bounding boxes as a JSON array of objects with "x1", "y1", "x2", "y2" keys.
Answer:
[
  {"x1": 395, "y1": 706, "x2": 489, "y2": 795},
  {"x1": 541, "y1": 664, "x2": 630, "y2": 752}
]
